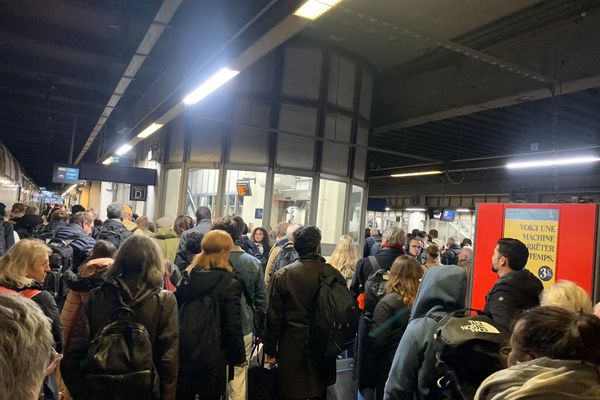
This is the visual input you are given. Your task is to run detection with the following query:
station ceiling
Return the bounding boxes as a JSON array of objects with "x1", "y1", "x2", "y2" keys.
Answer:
[{"x1": 2, "y1": 0, "x2": 600, "y2": 190}]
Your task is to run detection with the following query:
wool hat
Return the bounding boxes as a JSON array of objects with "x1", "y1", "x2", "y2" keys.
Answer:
[{"x1": 156, "y1": 217, "x2": 173, "y2": 229}]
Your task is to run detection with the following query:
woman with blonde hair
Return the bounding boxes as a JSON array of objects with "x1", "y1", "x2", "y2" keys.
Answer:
[
  {"x1": 368, "y1": 255, "x2": 423, "y2": 400},
  {"x1": 330, "y1": 234, "x2": 360, "y2": 287},
  {"x1": 176, "y1": 229, "x2": 245, "y2": 400},
  {"x1": 0, "y1": 239, "x2": 63, "y2": 400},
  {"x1": 540, "y1": 280, "x2": 593, "y2": 314}
]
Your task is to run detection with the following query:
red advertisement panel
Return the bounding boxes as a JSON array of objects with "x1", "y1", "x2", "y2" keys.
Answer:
[{"x1": 471, "y1": 203, "x2": 597, "y2": 311}]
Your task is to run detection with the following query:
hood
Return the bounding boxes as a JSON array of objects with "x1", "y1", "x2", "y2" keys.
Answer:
[
  {"x1": 48, "y1": 220, "x2": 68, "y2": 232},
  {"x1": 184, "y1": 267, "x2": 232, "y2": 297},
  {"x1": 103, "y1": 219, "x2": 126, "y2": 229},
  {"x1": 410, "y1": 265, "x2": 467, "y2": 319},
  {"x1": 79, "y1": 257, "x2": 113, "y2": 278},
  {"x1": 478, "y1": 357, "x2": 600, "y2": 399},
  {"x1": 154, "y1": 227, "x2": 179, "y2": 240}
]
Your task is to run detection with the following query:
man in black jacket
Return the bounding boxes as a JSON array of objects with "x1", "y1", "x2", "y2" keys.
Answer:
[
  {"x1": 441, "y1": 236, "x2": 461, "y2": 265},
  {"x1": 484, "y1": 238, "x2": 543, "y2": 332},
  {"x1": 55, "y1": 211, "x2": 96, "y2": 273},
  {"x1": 265, "y1": 226, "x2": 343, "y2": 400},
  {"x1": 92, "y1": 203, "x2": 133, "y2": 248}
]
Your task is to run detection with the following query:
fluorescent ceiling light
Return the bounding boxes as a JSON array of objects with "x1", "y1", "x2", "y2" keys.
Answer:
[
  {"x1": 406, "y1": 207, "x2": 426, "y2": 212},
  {"x1": 506, "y1": 156, "x2": 600, "y2": 169},
  {"x1": 183, "y1": 68, "x2": 240, "y2": 105},
  {"x1": 390, "y1": 170, "x2": 443, "y2": 178},
  {"x1": 62, "y1": 184, "x2": 77, "y2": 197},
  {"x1": 102, "y1": 158, "x2": 111, "y2": 165},
  {"x1": 456, "y1": 208, "x2": 471, "y2": 213},
  {"x1": 115, "y1": 144, "x2": 133, "y2": 156},
  {"x1": 294, "y1": 0, "x2": 341, "y2": 20},
  {"x1": 137, "y1": 123, "x2": 163, "y2": 139}
]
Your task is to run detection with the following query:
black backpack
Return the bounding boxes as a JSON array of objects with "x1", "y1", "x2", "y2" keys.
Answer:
[
  {"x1": 271, "y1": 244, "x2": 298, "y2": 278},
  {"x1": 363, "y1": 256, "x2": 388, "y2": 318},
  {"x1": 44, "y1": 237, "x2": 78, "y2": 301},
  {"x1": 0, "y1": 223, "x2": 5, "y2": 256},
  {"x1": 85, "y1": 280, "x2": 161, "y2": 400},
  {"x1": 96, "y1": 223, "x2": 130, "y2": 248},
  {"x1": 32, "y1": 223, "x2": 54, "y2": 241},
  {"x1": 429, "y1": 311, "x2": 509, "y2": 400},
  {"x1": 178, "y1": 280, "x2": 224, "y2": 377},
  {"x1": 309, "y1": 265, "x2": 360, "y2": 359}
]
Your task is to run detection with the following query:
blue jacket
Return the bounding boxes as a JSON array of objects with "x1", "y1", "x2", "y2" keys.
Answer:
[
  {"x1": 384, "y1": 265, "x2": 467, "y2": 400},
  {"x1": 229, "y1": 246, "x2": 268, "y2": 336},
  {"x1": 55, "y1": 223, "x2": 96, "y2": 273}
]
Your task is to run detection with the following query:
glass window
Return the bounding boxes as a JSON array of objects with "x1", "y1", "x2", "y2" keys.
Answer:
[
  {"x1": 186, "y1": 169, "x2": 219, "y2": 218},
  {"x1": 328, "y1": 55, "x2": 356, "y2": 110},
  {"x1": 168, "y1": 119, "x2": 186, "y2": 163},
  {"x1": 271, "y1": 174, "x2": 312, "y2": 230},
  {"x1": 316, "y1": 179, "x2": 347, "y2": 245},
  {"x1": 164, "y1": 169, "x2": 182, "y2": 220},
  {"x1": 222, "y1": 170, "x2": 267, "y2": 229},
  {"x1": 348, "y1": 186, "x2": 364, "y2": 243},
  {"x1": 282, "y1": 46, "x2": 322, "y2": 99}
]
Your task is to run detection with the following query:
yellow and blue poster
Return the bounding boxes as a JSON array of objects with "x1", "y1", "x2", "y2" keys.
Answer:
[{"x1": 503, "y1": 208, "x2": 559, "y2": 288}]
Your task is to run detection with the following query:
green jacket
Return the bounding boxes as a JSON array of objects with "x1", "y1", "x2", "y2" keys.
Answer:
[{"x1": 153, "y1": 227, "x2": 180, "y2": 263}]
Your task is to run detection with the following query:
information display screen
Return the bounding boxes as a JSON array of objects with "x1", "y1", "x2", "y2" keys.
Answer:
[
  {"x1": 52, "y1": 164, "x2": 85, "y2": 184},
  {"x1": 440, "y1": 209, "x2": 456, "y2": 222}
]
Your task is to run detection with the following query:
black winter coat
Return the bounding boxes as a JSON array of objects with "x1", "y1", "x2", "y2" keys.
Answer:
[
  {"x1": 369, "y1": 293, "x2": 411, "y2": 399},
  {"x1": 55, "y1": 223, "x2": 96, "y2": 272},
  {"x1": 175, "y1": 268, "x2": 245, "y2": 398},
  {"x1": 85, "y1": 275, "x2": 179, "y2": 400},
  {"x1": 7, "y1": 282, "x2": 64, "y2": 352},
  {"x1": 265, "y1": 255, "x2": 344, "y2": 399},
  {"x1": 350, "y1": 246, "x2": 405, "y2": 298},
  {"x1": 441, "y1": 244, "x2": 461, "y2": 265},
  {"x1": 483, "y1": 269, "x2": 543, "y2": 332}
]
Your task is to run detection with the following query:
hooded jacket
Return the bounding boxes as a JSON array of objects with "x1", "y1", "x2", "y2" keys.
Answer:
[
  {"x1": 175, "y1": 267, "x2": 245, "y2": 397},
  {"x1": 153, "y1": 227, "x2": 180, "y2": 263},
  {"x1": 85, "y1": 274, "x2": 179, "y2": 400},
  {"x1": 384, "y1": 265, "x2": 467, "y2": 400},
  {"x1": 60, "y1": 257, "x2": 113, "y2": 397},
  {"x1": 475, "y1": 357, "x2": 600, "y2": 400},
  {"x1": 483, "y1": 269, "x2": 543, "y2": 332}
]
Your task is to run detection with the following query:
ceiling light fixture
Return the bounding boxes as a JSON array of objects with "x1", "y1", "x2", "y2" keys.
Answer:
[
  {"x1": 406, "y1": 207, "x2": 427, "y2": 212},
  {"x1": 183, "y1": 68, "x2": 240, "y2": 105},
  {"x1": 506, "y1": 156, "x2": 600, "y2": 169},
  {"x1": 137, "y1": 123, "x2": 164, "y2": 139},
  {"x1": 102, "y1": 158, "x2": 111, "y2": 165},
  {"x1": 294, "y1": 0, "x2": 341, "y2": 20},
  {"x1": 62, "y1": 184, "x2": 77, "y2": 197},
  {"x1": 390, "y1": 170, "x2": 443, "y2": 178},
  {"x1": 115, "y1": 144, "x2": 133, "y2": 156},
  {"x1": 456, "y1": 208, "x2": 471, "y2": 213}
]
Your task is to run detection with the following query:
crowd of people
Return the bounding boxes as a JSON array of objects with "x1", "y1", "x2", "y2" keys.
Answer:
[{"x1": 0, "y1": 201, "x2": 599, "y2": 400}]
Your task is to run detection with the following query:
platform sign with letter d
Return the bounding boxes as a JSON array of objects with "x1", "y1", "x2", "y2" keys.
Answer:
[{"x1": 130, "y1": 185, "x2": 148, "y2": 201}]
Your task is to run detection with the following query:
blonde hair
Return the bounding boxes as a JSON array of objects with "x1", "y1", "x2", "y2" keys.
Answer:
[
  {"x1": 105, "y1": 235, "x2": 165, "y2": 287},
  {"x1": 330, "y1": 235, "x2": 359, "y2": 280},
  {"x1": 0, "y1": 240, "x2": 50, "y2": 289},
  {"x1": 187, "y1": 230, "x2": 233, "y2": 273},
  {"x1": 386, "y1": 255, "x2": 423, "y2": 305},
  {"x1": 540, "y1": 280, "x2": 593, "y2": 314}
]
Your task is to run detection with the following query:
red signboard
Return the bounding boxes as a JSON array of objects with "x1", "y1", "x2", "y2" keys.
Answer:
[{"x1": 471, "y1": 203, "x2": 597, "y2": 311}]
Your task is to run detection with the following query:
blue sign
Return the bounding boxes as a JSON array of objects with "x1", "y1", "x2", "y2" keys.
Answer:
[{"x1": 255, "y1": 208, "x2": 263, "y2": 219}]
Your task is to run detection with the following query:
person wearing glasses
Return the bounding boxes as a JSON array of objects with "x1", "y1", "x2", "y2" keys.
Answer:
[{"x1": 0, "y1": 239, "x2": 64, "y2": 400}]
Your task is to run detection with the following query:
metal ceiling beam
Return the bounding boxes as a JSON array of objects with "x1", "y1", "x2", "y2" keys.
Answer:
[
  {"x1": 0, "y1": 85, "x2": 106, "y2": 110},
  {"x1": 373, "y1": 9, "x2": 600, "y2": 133},
  {"x1": 74, "y1": 0, "x2": 183, "y2": 164},
  {"x1": 0, "y1": 100, "x2": 97, "y2": 121}
]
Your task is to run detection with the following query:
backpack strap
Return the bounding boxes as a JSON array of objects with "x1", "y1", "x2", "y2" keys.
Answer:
[
  {"x1": 20, "y1": 289, "x2": 42, "y2": 299},
  {"x1": 368, "y1": 255, "x2": 382, "y2": 272}
]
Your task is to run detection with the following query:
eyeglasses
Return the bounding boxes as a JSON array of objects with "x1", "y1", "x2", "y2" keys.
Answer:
[{"x1": 409, "y1": 245, "x2": 422, "y2": 249}]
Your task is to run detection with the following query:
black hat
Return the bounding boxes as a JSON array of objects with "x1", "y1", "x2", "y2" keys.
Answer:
[
  {"x1": 71, "y1": 204, "x2": 85, "y2": 214},
  {"x1": 0, "y1": 202, "x2": 5, "y2": 217}
]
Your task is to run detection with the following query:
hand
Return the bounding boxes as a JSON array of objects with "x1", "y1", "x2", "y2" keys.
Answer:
[
  {"x1": 266, "y1": 355, "x2": 277, "y2": 367},
  {"x1": 254, "y1": 336, "x2": 263, "y2": 345}
]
